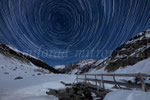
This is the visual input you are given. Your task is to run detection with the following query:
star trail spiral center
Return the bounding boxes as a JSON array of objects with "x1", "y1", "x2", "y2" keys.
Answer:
[{"x1": 50, "y1": 11, "x2": 71, "y2": 32}]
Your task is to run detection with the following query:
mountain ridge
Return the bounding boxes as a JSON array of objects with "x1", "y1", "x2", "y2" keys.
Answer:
[
  {"x1": 0, "y1": 43, "x2": 60, "y2": 73},
  {"x1": 58, "y1": 29, "x2": 150, "y2": 74}
]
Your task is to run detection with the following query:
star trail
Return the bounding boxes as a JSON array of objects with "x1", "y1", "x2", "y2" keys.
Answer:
[{"x1": 0, "y1": 0, "x2": 150, "y2": 66}]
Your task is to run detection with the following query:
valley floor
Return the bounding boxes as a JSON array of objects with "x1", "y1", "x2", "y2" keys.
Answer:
[
  {"x1": 0, "y1": 74, "x2": 76, "y2": 100},
  {"x1": 0, "y1": 73, "x2": 150, "y2": 100}
]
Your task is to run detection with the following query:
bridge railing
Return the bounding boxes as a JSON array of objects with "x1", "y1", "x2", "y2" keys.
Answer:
[{"x1": 75, "y1": 73, "x2": 150, "y2": 91}]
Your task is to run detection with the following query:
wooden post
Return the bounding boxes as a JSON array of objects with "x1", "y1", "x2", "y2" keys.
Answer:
[
  {"x1": 95, "y1": 75, "x2": 97, "y2": 86},
  {"x1": 139, "y1": 73, "x2": 147, "y2": 91},
  {"x1": 113, "y1": 76, "x2": 121, "y2": 89},
  {"x1": 76, "y1": 74, "x2": 78, "y2": 83},
  {"x1": 99, "y1": 80, "x2": 101, "y2": 87},
  {"x1": 113, "y1": 76, "x2": 117, "y2": 88},
  {"x1": 85, "y1": 74, "x2": 87, "y2": 83},
  {"x1": 101, "y1": 75, "x2": 105, "y2": 89}
]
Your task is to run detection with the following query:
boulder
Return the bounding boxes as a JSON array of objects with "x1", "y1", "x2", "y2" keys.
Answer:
[{"x1": 14, "y1": 76, "x2": 23, "y2": 80}]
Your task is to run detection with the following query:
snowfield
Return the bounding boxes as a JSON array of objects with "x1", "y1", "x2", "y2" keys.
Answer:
[
  {"x1": 0, "y1": 53, "x2": 76, "y2": 100},
  {"x1": 0, "y1": 74, "x2": 76, "y2": 100},
  {"x1": 104, "y1": 90, "x2": 150, "y2": 100}
]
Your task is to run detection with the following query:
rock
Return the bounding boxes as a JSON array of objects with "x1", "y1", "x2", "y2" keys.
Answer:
[
  {"x1": 67, "y1": 88, "x2": 75, "y2": 95},
  {"x1": 46, "y1": 83, "x2": 106, "y2": 100},
  {"x1": 72, "y1": 86, "x2": 80, "y2": 92},
  {"x1": 82, "y1": 88, "x2": 92, "y2": 99},
  {"x1": 58, "y1": 89, "x2": 67, "y2": 95},
  {"x1": 46, "y1": 89, "x2": 58, "y2": 96},
  {"x1": 4, "y1": 72, "x2": 9, "y2": 74},
  {"x1": 73, "y1": 94, "x2": 82, "y2": 100},
  {"x1": 77, "y1": 90, "x2": 83, "y2": 95},
  {"x1": 14, "y1": 76, "x2": 23, "y2": 80},
  {"x1": 37, "y1": 73, "x2": 41, "y2": 75},
  {"x1": 58, "y1": 93, "x2": 71, "y2": 100}
]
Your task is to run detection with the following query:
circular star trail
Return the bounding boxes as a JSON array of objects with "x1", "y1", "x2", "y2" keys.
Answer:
[{"x1": 0, "y1": 0, "x2": 150, "y2": 66}]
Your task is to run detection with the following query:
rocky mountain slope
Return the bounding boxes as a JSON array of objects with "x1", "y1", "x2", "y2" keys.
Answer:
[
  {"x1": 59, "y1": 59, "x2": 104, "y2": 74},
  {"x1": 102, "y1": 29, "x2": 150, "y2": 72},
  {"x1": 0, "y1": 43, "x2": 60, "y2": 74},
  {"x1": 59, "y1": 29, "x2": 150, "y2": 74},
  {"x1": 0, "y1": 53, "x2": 49, "y2": 80}
]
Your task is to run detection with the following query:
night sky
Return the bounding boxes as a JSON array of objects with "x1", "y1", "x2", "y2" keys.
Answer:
[{"x1": 0, "y1": 0, "x2": 150, "y2": 66}]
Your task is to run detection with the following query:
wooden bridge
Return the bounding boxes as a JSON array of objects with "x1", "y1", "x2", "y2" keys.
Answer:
[{"x1": 75, "y1": 73, "x2": 150, "y2": 92}]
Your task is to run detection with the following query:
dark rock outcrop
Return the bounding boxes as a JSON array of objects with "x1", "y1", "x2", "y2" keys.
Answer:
[
  {"x1": 103, "y1": 29, "x2": 150, "y2": 72},
  {"x1": 46, "y1": 83, "x2": 107, "y2": 100},
  {"x1": 14, "y1": 76, "x2": 23, "y2": 80}
]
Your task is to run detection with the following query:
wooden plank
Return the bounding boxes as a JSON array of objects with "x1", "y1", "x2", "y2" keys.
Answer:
[
  {"x1": 60, "y1": 81, "x2": 73, "y2": 86},
  {"x1": 84, "y1": 82, "x2": 99, "y2": 89},
  {"x1": 79, "y1": 73, "x2": 150, "y2": 77},
  {"x1": 76, "y1": 73, "x2": 150, "y2": 91},
  {"x1": 78, "y1": 78, "x2": 142, "y2": 88}
]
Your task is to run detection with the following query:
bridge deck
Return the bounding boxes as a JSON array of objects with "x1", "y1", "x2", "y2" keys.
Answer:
[{"x1": 75, "y1": 73, "x2": 150, "y2": 91}]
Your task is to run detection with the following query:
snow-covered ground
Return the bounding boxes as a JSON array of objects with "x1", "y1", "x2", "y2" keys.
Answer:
[
  {"x1": 104, "y1": 90, "x2": 150, "y2": 100},
  {"x1": 0, "y1": 74, "x2": 76, "y2": 100},
  {"x1": 0, "y1": 53, "x2": 76, "y2": 100}
]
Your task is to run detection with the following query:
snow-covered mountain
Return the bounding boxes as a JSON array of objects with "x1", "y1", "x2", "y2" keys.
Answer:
[
  {"x1": 59, "y1": 59, "x2": 104, "y2": 74},
  {"x1": 60, "y1": 29, "x2": 150, "y2": 74},
  {"x1": 0, "y1": 43, "x2": 60, "y2": 75},
  {"x1": 0, "y1": 53, "x2": 49, "y2": 80},
  {"x1": 0, "y1": 43, "x2": 76, "y2": 100},
  {"x1": 100, "y1": 29, "x2": 150, "y2": 72}
]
